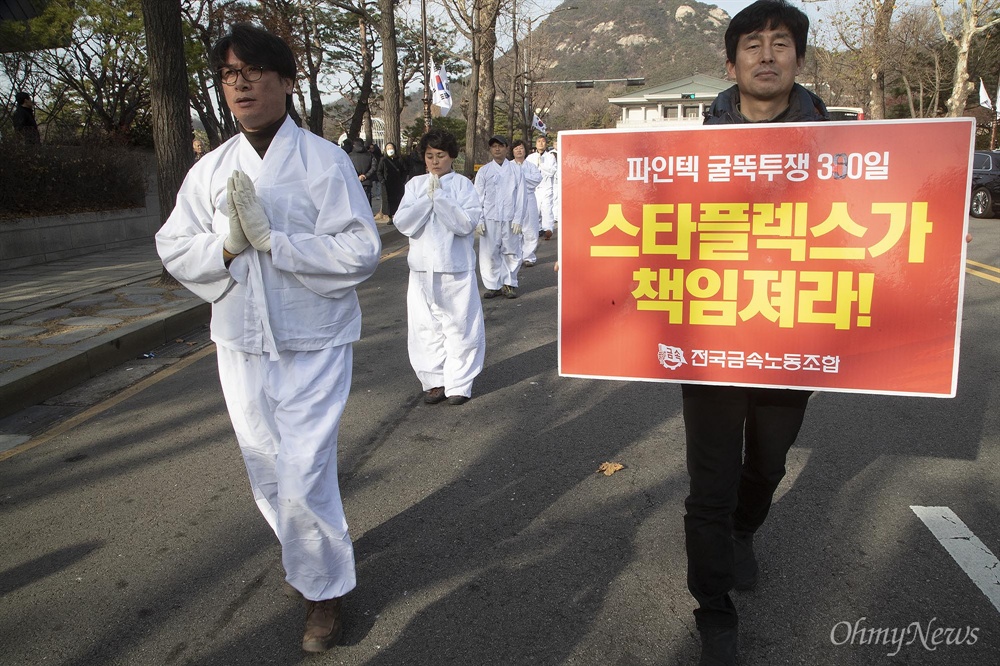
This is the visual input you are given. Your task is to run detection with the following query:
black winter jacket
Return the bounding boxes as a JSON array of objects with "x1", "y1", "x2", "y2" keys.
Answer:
[{"x1": 703, "y1": 83, "x2": 829, "y2": 125}]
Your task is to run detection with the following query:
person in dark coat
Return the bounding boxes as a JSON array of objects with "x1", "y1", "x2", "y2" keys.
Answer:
[
  {"x1": 12, "y1": 92, "x2": 40, "y2": 144},
  {"x1": 376, "y1": 141, "x2": 407, "y2": 223},
  {"x1": 683, "y1": 2, "x2": 829, "y2": 665},
  {"x1": 348, "y1": 137, "x2": 376, "y2": 203},
  {"x1": 405, "y1": 139, "x2": 426, "y2": 181}
]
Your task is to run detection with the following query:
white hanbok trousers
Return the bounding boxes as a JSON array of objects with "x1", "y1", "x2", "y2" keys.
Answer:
[
  {"x1": 407, "y1": 270, "x2": 485, "y2": 398},
  {"x1": 216, "y1": 344, "x2": 356, "y2": 602},
  {"x1": 478, "y1": 218, "x2": 522, "y2": 289},
  {"x1": 536, "y1": 184, "x2": 556, "y2": 232},
  {"x1": 521, "y1": 201, "x2": 541, "y2": 264}
]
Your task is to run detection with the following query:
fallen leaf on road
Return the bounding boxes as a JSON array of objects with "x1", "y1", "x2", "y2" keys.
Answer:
[{"x1": 597, "y1": 462, "x2": 624, "y2": 476}]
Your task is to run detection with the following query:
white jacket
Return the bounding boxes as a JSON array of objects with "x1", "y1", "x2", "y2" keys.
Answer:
[
  {"x1": 156, "y1": 116, "x2": 381, "y2": 356},
  {"x1": 394, "y1": 172, "x2": 481, "y2": 273},
  {"x1": 474, "y1": 159, "x2": 524, "y2": 223}
]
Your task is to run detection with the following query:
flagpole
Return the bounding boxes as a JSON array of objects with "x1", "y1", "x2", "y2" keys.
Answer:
[
  {"x1": 993, "y1": 73, "x2": 999, "y2": 151},
  {"x1": 421, "y1": 0, "x2": 431, "y2": 133}
]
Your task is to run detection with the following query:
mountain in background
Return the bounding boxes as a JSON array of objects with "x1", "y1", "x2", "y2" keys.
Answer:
[
  {"x1": 530, "y1": 0, "x2": 730, "y2": 85},
  {"x1": 398, "y1": 0, "x2": 732, "y2": 135}
]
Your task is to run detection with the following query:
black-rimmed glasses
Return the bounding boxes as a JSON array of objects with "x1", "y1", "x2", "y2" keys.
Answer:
[{"x1": 219, "y1": 65, "x2": 267, "y2": 86}]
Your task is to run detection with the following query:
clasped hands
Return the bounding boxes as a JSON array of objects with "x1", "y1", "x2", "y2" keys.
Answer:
[{"x1": 224, "y1": 170, "x2": 272, "y2": 255}]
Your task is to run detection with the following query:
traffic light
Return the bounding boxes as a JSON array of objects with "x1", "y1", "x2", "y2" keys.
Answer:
[{"x1": 681, "y1": 93, "x2": 695, "y2": 99}]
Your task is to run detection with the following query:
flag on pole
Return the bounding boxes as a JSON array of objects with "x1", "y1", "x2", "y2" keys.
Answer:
[
  {"x1": 980, "y1": 78, "x2": 993, "y2": 110},
  {"x1": 532, "y1": 113, "x2": 547, "y2": 135},
  {"x1": 431, "y1": 59, "x2": 452, "y2": 117}
]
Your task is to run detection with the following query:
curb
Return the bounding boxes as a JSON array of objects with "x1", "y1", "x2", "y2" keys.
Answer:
[{"x1": 0, "y1": 301, "x2": 210, "y2": 420}]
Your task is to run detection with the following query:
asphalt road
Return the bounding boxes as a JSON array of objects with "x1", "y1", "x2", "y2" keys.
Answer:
[{"x1": 0, "y1": 218, "x2": 998, "y2": 666}]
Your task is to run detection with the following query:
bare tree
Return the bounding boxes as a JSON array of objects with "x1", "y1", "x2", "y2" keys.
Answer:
[{"x1": 931, "y1": 0, "x2": 1000, "y2": 116}]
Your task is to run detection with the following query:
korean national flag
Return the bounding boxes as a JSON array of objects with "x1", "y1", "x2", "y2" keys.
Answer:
[
  {"x1": 431, "y1": 59, "x2": 452, "y2": 117},
  {"x1": 532, "y1": 113, "x2": 547, "y2": 135}
]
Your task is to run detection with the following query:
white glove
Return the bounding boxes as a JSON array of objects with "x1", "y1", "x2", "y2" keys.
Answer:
[
  {"x1": 475, "y1": 223, "x2": 486, "y2": 237},
  {"x1": 427, "y1": 173, "x2": 441, "y2": 199},
  {"x1": 231, "y1": 170, "x2": 271, "y2": 252},
  {"x1": 224, "y1": 177, "x2": 250, "y2": 255},
  {"x1": 511, "y1": 221, "x2": 522, "y2": 236}
]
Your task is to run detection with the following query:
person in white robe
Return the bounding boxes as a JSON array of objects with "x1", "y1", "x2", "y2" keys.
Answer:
[
  {"x1": 525, "y1": 135, "x2": 558, "y2": 240},
  {"x1": 154, "y1": 24, "x2": 381, "y2": 654},
  {"x1": 510, "y1": 139, "x2": 542, "y2": 267},
  {"x1": 393, "y1": 129, "x2": 485, "y2": 406},
  {"x1": 474, "y1": 135, "x2": 525, "y2": 299}
]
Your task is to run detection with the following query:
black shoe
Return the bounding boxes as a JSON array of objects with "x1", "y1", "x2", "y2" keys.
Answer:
[
  {"x1": 501, "y1": 285, "x2": 517, "y2": 299},
  {"x1": 733, "y1": 531, "x2": 758, "y2": 591},
  {"x1": 698, "y1": 625, "x2": 737, "y2": 666},
  {"x1": 447, "y1": 395, "x2": 470, "y2": 405},
  {"x1": 483, "y1": 288, "x2": 502, "y2": 299}
]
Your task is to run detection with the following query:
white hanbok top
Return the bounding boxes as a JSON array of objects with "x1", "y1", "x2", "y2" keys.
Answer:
[
  {"x1": 394, "y1": 172, "x2": 482, "y2": 273},
  {"x1": 516, "y1": 159, "x2": 542, "y2": 224},
  {"x1": 526, "y1": 150, "x2": 557, "y2": 189},
  {"x1": 474, "y1": 158, "x2": 524, "y2": 223},
  {"x1": 156, "y1": 116, "x2": 381, "y2": 356}
]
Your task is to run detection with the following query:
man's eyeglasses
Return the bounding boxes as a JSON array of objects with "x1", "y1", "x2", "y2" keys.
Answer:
[{"x1": 219, "y1": 65, "x2": 268, "y2": 86}]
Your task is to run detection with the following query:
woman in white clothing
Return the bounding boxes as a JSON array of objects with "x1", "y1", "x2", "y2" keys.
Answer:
[
  {"x1": 393, "y1": 129, "x2": 486, "y2": 405},
  {"x1": 511, "y1": 139, "x2": 542, "y2": 267}
]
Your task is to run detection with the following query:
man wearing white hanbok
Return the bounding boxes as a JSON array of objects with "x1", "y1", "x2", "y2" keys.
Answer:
[
  {"x1": 511, "y1": 140, "x2": 542, "y2": 267},
  {"x1": 394, "y1": 129, "x2": 485, "y2": 406},
  {"x1": 155, "y1": 24, "x2": 380, "y2": 654},
  {"x1": 525, "y1": 135, "x2": 557, "y2": 240},
  {"x1": 474, "y1": 135, "x2": 525, "y2": 299}
]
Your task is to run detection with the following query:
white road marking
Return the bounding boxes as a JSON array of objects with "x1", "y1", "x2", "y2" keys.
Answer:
[{"x1": 911, "y1": 505, "x2": 1000, "y2": 614}]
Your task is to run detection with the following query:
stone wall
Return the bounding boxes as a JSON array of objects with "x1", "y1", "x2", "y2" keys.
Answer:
[{"x1": 0, "y1": 168, "x2": 161, "y2": 271}]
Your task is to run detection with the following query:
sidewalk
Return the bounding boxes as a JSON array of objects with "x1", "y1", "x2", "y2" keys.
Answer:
[{"x1": 0, "y1": 214, "x2": 399, "y2": 421}]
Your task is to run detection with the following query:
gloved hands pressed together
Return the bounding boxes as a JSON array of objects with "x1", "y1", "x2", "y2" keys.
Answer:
[
  {"x1": 224, "y1": 177, "x2": 250, "y2": 255},
  {"x1": 228, "y1": 170, "x2": 272, "y2": 252},
  {"x1": 427, "y1": 172, "x2": 441, "y2": 199}
]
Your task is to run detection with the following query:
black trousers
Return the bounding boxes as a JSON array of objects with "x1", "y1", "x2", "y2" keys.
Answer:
[{"x1": 681, "y1": 383, "x2": 811, "y2": 629}]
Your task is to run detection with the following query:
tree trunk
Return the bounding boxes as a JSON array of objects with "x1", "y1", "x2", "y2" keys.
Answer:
[
  {"x1": 464, "y1": 34, "x2": 481, "y2": 177},
  {"x1": 475, "y1": 0, "x2": 500, "y2": 167},
  {"x1": 141, "y1": 0, "x2": 193, "y2": 286},
  {"x1": 867, "y1": 0, "x2": 895, "y2": 120},
  {"x1": 349, "y1": 18, "x2": 373, "y2": 140},
  {"x1": 946, "y1": 37, "x2": 973, "y2": 117},
  {"x1": 377, "y1": 0, "x2": 401, "y2": 147}
]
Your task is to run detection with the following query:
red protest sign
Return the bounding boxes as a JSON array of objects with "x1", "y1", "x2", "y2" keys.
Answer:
[{"x1": 557, "y1": 119, "x2": 973, "y2": 397}]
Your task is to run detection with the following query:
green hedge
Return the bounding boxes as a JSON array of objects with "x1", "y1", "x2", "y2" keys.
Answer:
[{"x1": 0, "y1": 140, "x2": 147, "y2": 220}]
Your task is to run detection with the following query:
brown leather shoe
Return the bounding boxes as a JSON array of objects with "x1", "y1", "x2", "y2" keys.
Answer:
[
  {"x1": 302, "y1": 597, "x2": 343, "y2": 653},
  {"x1": 543, "y1": 230, "x2": 553, "y2": 240},
  {"x1": 424, "y1": 386, "x2": 446, "y2": 404}
]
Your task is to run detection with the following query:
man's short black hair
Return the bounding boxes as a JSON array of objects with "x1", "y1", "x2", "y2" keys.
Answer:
[
  {"x1": 419, "y1": 128, "x2": 459, "y2": 158},
  {"x1": 15, "y1": 91, "x2": 30, "y2": 106},
  {"x1": 210, "y1": 23, "x2": 297, "y2": 113},
  {"x1": 210, "y1": 23, "x2": 297, "y2": 79},
  {"x1": 725, "y1": 0, "x2": 809, "y2": 63}
]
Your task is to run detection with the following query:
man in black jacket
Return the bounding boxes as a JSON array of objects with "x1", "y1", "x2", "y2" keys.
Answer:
[
  {"x1": 12, "y1": 92, "x2": 41, "y2": 144},
  {"x1": 685, "y1": 2, "x2": 828, "y2": 665},
  {"x1": 348, "y1": 137, "x2": 376, "y2": 203}
]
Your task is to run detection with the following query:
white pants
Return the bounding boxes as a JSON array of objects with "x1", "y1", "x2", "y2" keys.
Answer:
[
  {"x1": 217, "y1": 344, "x2": 356, "y2": 602},
  {"x1": 521, "y1": 200, "x2": 541, "y2": 263},
  {"x1": 407, "y1": 270, "x2": 485, "y2": 397},
  {"x1": 478, "y1": 218, "x2": 522, "y2": 289},
  {"x1": 536, "y1": 183, "x2": 556, "y2": 232}
]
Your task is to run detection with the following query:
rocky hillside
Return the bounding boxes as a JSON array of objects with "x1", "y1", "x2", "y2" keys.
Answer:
[
  {"x1": 514, "y1": 0, "x2": 731, "y2": 129},
  {"x1": 531, "y1": 0, "x2": 730, "y2": 84}
]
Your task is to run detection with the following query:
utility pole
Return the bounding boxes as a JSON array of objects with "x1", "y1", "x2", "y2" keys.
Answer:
[
  {"x1": 508, "y1": 0, "x2": 518, "y2": 144},
  {"x1": 421, "y1": 0, "x2": 431, "y2": 133}
]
